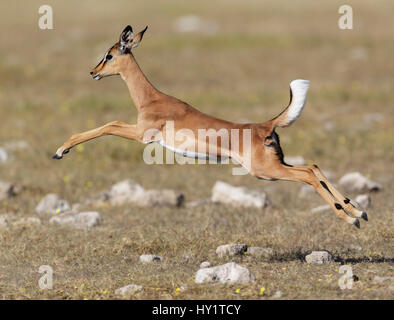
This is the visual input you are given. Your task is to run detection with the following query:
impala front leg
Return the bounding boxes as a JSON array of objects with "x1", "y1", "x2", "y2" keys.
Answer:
[{"x1": 53, "y1": 121, "x2": 141, "y2": 159}]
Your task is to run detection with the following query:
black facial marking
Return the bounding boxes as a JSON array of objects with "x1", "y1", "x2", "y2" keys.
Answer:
[
  {"x1": 335, "y1": 203, "x2": 343, "y2": 210},
  {"x1": 344, "y1": 198, "x2": 350, "y2": 204},
  {"x1": 313, "y1": 164, "x2": 318, "y2": 168}
]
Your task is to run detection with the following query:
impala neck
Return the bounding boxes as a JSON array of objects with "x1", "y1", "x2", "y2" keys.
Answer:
[{"x1": 120, "y1": 53, "x2": 160, "y2": 109}]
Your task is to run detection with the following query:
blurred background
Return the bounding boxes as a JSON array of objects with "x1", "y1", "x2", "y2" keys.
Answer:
[{"x1": 0, "y1": 0, "x2": 392, "y2": 299}]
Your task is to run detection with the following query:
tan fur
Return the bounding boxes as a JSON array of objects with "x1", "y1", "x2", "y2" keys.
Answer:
[{"x1": 54, "y1": 27, "x2": 367, "y2": 228}]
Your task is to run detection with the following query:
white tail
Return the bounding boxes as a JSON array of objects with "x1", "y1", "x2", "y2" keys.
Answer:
[{"x1": 271, "y1": 79, "x2": 310, "y2": 128}]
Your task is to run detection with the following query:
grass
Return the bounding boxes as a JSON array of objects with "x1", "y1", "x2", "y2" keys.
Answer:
[{"x1": 0, "y1": 0, "x2": 393, "y2": 299}]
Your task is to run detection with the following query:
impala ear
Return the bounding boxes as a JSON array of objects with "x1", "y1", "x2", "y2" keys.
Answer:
[
  {"x1": 119, "y1": 25, "x2": 133, "y2": 53},
  {"x1": 130, "y1": 26, "x2": 148, "y2": 49}
]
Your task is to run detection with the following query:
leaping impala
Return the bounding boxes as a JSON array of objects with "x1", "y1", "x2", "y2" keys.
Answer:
[{"x1": 53, "y1": 25, "x2": 368, "y2": 228}]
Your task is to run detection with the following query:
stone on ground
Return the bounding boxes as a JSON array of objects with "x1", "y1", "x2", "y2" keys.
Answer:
[
  {"x1": 216, "y1": 244, "x2": 248, "y2": 257},
  {"x1": 139, "y1": 254, "x2": 163, "y2": 263},
  {"x1": 305, "y1": 251, "x2": 334, "y2": 264},
  {"x1": 195, "y1": 262, "x2": 255, "y2": 284},
  {"x1": 50, "y1": 211, "x2": 101, "y2": 229},
  {"x1": 0, "y1": 181, "x2": 23, "y2": 201},
  {"x1": 102, "y1": 179, "x2": 184, "y2": 207},
  {"x1": 284, "y1": 156, "x2": 306, "y2": 166},
  {"x1": 115, "y1": 284, "x2": 142, "y2": 295},
  {"x1": 35, "y1": 194, "x2": 71, "y2": 216},
  {"x1": 339, "y1": 172, "x2": 382, "y2": 193},
  {"x1": 200, "y1": 261, "x2": 211, "y2": 269},
  {"x1": 211, "y1": 181, "x2": 269, "y2": 208}
]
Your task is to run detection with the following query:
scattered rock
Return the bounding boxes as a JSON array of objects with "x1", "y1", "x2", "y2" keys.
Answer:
[
  {"x1": 115, "y1": 284, "x2": 142, "y2": 296},
  {"x1": 49, "y1": 211, "x2": 101, "y2": 229},
  {"x1": 173, "y1": 15, "x2": 218, "y2": 34},
  {"x1": 272, "y1": 290, "x2": 283, "y2": 299},
  {"x1": 246, "y1": 247, "x2": 273, "y2": 257},
  {"x1": 200, "y1": 261, "x2": 211, "y2": 269},
  {"x1": 284, "y1": 156, "x2": 306, "y2": 166},
  {"x1": 311, "y1": 204, "x2": 331, "y2": 214},
  {"x1": 195, "y1": 262, "x2": 255, "y2": 284},
  {"x1": 305, "y1": 251, "x2": 333, "y2": 264},
  {"x1": 339, "y1": 172, "x2": 382, "y2": 193},
  {"x1": 350, "y1": 244, "x2": 362, "y2": 252},
  {"x1": 211, "y1": 181, "x2": 269, "y2": 208},
  {"x1": 35, "y1": 194, "x2": 71, "y2": 216},
  {"x1": 355, "y1": 194, "x2": 371, "y2": 210},
  {"x1": 0, "y1": 147, "x2": 10, "y2": 163},
  {"x1": 0, "y1": 181, "x2": 23, "y2": 201},
  {"x1": 216, "y1": 244, "x2": 248, "y2": 257},
  {"x1": 373, "y1": 276, "x2": 391, "y2": 283},
  {"x1": 139, "y1": 254, "x2": 163, "y2": 263},
  {"x1": 101, "y1": 179, "x2": 184, "y2": 207},
  {"x1": 0, "y1": 214, "x2": 11, "y2": 228},
  {"x1": 137, "y1": 189, "x2": 184, "y2": 207}
]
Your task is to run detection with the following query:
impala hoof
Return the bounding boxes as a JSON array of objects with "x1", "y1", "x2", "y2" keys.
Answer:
[
  {"x1": 52, "y1": 154, "x2": 62, "y2": 160},
  {"x1": 353, "y1": 219, "x2": 360, "y2": 229},
  {"x1": 361, "y1": 211, "x2": 368, "y2": 221}
]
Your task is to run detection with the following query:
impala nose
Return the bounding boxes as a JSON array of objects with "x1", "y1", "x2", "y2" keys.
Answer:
[{"x1": 90, "y1": 71, "x2": 94, "y2": 75}]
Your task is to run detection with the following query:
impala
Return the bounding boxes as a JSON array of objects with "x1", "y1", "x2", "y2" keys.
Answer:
[{"x1": 53, "y1": 25, "x2": 368, "y2": 228}]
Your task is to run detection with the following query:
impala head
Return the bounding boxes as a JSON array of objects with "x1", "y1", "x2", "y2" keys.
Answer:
[{"x1": 90, "y1": 25, "x2": 148, "y2": 80}]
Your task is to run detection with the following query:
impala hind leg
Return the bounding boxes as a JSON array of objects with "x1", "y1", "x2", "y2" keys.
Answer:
[
  {"x1": 268, "y1": 165, "x2": 361, "y2": 228},
  {"x1": 53, "y1": 121, "x2": 142, "y2": 159},
  {"x1": 309, "y1": 165, "x2": 368, "y2": 221}
]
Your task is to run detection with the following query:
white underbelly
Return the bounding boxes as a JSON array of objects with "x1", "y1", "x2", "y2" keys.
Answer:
[{"x1": 158, "y1": 140, "x2": 229, "y2": 162}]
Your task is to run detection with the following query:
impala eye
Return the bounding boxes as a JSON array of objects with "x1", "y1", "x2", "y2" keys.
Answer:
[{"x1": 106, "y1": 54, "x2": 113, "y2": 61}]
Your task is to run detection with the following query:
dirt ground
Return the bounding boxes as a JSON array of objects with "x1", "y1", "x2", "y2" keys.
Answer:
[{"x1": 0, "y1": 0, "x2": 392, "y2": 299}]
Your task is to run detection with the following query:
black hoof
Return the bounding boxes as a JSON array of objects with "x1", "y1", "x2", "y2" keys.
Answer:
[
  {"x1": 361, "y1": 212, "x2": 368, "y2": 221},
  {"x1": 52, "y1": 154, "x2": 62, "y2": 160},
  {"x1": 353, "y1": 219, "x2": 360, "y2": 229}
]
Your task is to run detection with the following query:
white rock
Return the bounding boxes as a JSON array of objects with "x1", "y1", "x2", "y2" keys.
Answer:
[
  {"x1": 355, "y1": 194, "x2": 371, "y2": 210},
  {"x1": 311, "y1": 205, "x2": 331, "y2": 214},
  {"x1": 0, "y1": 214, "x2": 10, "y2": 228},
  {"x1": 102, "y1": 179, "x2": 184, "y2": 207},
  {"x1": 305, "y1": 251, "x2": 333, "y2": 264},
  {"x1": 115, "y1": 284, "x2": 142, "y2": 295},
  {"x1": 136, "y1": 189, "x2": 184, "y2": 207},
  {"x1": 272, "y1": 290, "x2": 283, "y2": 299},
  {"x1": 139, "y1": 254, "x2": 162, "y2": 263},
  {"x1": 200, "y1": 261, "x2": 211, "y2": 269},
  {"x1": 339, "y1": 172, "x2": 382, "y2": 193},
  {"x1": 195, "y1": 262, "x2": 255, "y2": 284},
  {"x1": 211, "y1": 181, "x2": 269, "y2": 208},
  {"x1": 216, "y1": 244, "x2": 248, "y2": 257},
  {"x1": 0, "y1": 147, "x2": 10, "y2": 163},
  {"x1": 35, "y1": 194, "x2": 71, "y2": 216},
  {"x1": 246, "y1": 247, "x2": 273, "y2": 257},
  {"x1": 50, "y1": 211, "x2": 101, "y2": 229},
  {"x1": 0, "y1": 181, "x2": 22, "y2": 201},
  {"x1": 373, "y1": 276, "x2": 391, "y2": 283},
  {"x1": 102, "y1": 179, "x2": 145, "y2": 205},
  {"x1": 284, "y1": 156, "x2": 306, "y2": 166}
]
